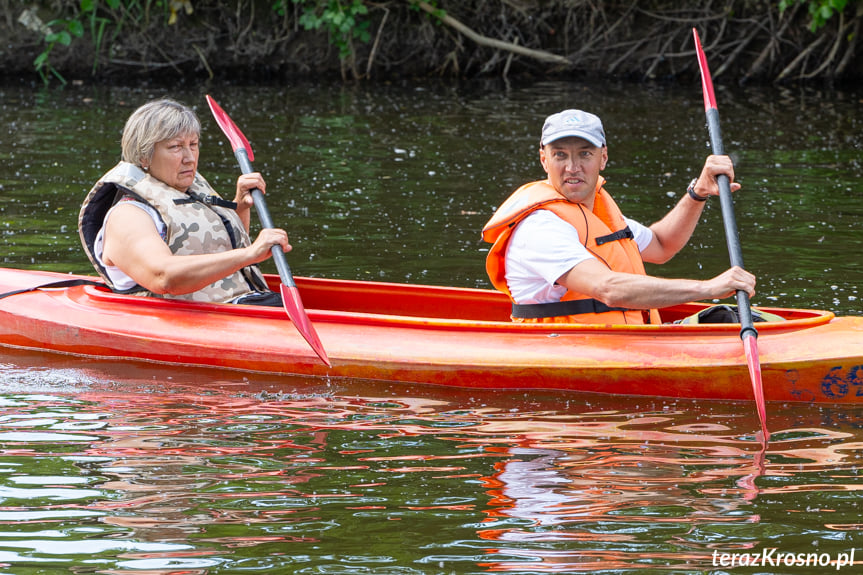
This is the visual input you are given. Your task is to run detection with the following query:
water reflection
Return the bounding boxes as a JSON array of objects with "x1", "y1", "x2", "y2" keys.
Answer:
[{"x1": 1, "y1": 354, "x2": 861, "y2": 573}]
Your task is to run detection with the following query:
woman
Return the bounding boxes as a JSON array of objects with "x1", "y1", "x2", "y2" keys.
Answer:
[{"x1": 79, "y1": 98, "x2": 290, "y2": 305}]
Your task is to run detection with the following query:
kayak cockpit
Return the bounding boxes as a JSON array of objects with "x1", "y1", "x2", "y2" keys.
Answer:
[{"x1": 65, "y1": 274, "x2": 835, "y2": 334}]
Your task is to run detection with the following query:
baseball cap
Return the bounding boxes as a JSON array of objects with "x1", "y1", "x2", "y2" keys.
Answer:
[{"x1": 540, "y1": 109, "x2": 606, "y2": 148}]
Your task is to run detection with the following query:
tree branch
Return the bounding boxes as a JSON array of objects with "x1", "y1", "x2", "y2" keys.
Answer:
[{"x1": 412, "y1": 0, "x2": 570, "y2": 66}]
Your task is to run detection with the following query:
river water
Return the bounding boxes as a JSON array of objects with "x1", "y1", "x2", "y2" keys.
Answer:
[{"x1": 1, "y1": 79, "x2": 862, "y2": 573}]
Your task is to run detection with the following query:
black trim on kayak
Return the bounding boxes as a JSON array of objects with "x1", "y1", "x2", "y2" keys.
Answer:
[
  {"x1": 0, "y1": 279, "x2": 105, "y2": 300},
  {"x1": 511, "y1": 298, "x2": 629, "y2": 319}
]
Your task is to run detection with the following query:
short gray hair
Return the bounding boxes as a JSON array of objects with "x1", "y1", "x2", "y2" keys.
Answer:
[{"x1": 121, "y1": 98, "x2": 201, "y2": 167}]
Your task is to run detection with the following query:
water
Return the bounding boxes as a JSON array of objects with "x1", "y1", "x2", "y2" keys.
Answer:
[
  {"x1": 2, "y1": 80, "x2": 862, "y2": 310},
  {"x1": 1, "y1": 79, "x2": 863, "y2": 573},
  {"x1": 1, "y1": 351, "x2": 862, "y2": 574}
]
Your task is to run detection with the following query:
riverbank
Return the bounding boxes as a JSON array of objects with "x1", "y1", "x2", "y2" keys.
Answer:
[{"x1": 2, "y1": 1, "x2": 861, "y2": 85}]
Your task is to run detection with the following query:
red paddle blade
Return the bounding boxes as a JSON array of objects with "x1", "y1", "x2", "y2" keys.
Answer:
[
  {"x1": 692, "y1": 29, "x2": 718, "y2": 111},
  {"x1": 205, "y1": 95, "x2": 255, "y2": 162},
  {"x1": 743, "y1": 335, "x2": 769, "y2": 444},
  {"x1": 280, "y1": 283, "x2": 331, "y2": 367}
]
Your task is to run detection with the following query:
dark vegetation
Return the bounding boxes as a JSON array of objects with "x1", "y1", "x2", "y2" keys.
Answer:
[{"x1": 2, "y1": 0, "x2": 861, "y2": 86}]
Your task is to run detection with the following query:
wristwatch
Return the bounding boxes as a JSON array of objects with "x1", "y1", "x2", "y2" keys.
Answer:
[{"x1": 687, "y1": 177, "x2": 708, "y2": 201}]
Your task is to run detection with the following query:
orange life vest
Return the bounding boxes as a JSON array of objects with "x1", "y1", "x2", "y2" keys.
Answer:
[{"x1": 482, "y1": 178, "x2": 661, "y2": 325}]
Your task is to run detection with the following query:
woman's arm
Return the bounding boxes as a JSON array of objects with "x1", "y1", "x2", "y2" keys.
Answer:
[{"x1": 102, "y1": 203, "x2": 290, "y2": 295}]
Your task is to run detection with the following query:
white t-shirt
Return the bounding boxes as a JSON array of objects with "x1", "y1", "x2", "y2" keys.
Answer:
[
  {"x1": 504, "y1": 209, "x2": 654, "y2": 304},
  {"x1": 94, "y1": 200, "x2": 166, "y2": 291}
]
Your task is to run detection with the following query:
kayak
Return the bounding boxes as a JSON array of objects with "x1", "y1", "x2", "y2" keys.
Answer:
[{"x1": 1, "y1": 266, "x2": 862, "y2": 404}]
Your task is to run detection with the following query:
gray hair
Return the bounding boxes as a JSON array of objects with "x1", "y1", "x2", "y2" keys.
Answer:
[{"x1": 121, "y1": 98, "x2": 201, "y2": 167}]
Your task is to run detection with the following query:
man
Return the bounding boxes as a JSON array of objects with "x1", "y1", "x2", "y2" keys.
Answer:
[{"x1": 482, "y1": 109, "x2": 755, "y2": 324}]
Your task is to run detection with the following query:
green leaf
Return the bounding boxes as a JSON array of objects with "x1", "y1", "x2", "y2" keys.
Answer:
[
  {"x1": 68, "y1": 20, "x2": 84, "y2": 37},
  {"x1": 33, "y1": 52, "x2": 49, "y2": 69}
]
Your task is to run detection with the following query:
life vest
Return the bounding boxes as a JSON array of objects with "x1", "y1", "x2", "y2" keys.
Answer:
[
  {"x1": 78, "y1": 161, "x2": 269, "y2": 303},
  {"x1": 482, "y1": 178, "x2": 661, "y2": 325}
]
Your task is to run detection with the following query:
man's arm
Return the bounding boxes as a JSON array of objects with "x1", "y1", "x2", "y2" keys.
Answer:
[
  {"x1": 641, "y1": 154, "x2": 740, "y2": 264},
  {"x1": 558, "y1": 258, "x2": 755, "y2": 310}
]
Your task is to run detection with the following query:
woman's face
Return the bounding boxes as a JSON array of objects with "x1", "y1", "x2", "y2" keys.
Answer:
[{"x1": 144, "y1": 133, "x2": 200, "y2": 191}]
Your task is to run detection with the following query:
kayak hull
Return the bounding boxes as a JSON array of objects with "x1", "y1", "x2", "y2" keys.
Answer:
[{"x1": 1, "y1": 267, "x2": 862, "y2": 404}]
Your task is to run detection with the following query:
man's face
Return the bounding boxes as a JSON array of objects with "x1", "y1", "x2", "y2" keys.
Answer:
[{"x1": 539, "y1": 137, "x2": 607, "y2": 208}]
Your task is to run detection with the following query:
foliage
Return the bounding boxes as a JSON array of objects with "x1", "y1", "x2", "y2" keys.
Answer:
[
  {"x1": 277, "y1": 0, "x2": 372, "y2": 60},
  {"x1": 14, "y1": 0, "x2": 862, "y2": 85},
  {"x1": 408, "y1": 0, "x2": 445, "y2": 21},
  {"x1": 30, "y1": 0, "x2": 182, "y2": 85},
  {"x1": 32, "y1": 16, "x2": 84, "y2": 84},
  {"x1": 779, "y1": 0, "x2": 859, "y2": 31}
]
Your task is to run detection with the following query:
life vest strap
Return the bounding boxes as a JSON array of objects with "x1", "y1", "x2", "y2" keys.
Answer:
[
  {"x1": 511, "y1": 298, "x2": 629, "y2": 319},
  {"x1": 595, "y1": 226, "x2": 633, "y2": 246},
  {"x1": 174, "y1": 192, "x2": 238, "y2": 210}
]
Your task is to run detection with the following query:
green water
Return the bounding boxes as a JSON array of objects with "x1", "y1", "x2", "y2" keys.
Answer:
[
  {"x1": 1, "y1": 80, "x2": 861, "y2": 311},
  {"x1": 1, "y1": 79, "x2": 862, "y2": 573},
  {"x1": 1, "y1": 353, "x2": 862, "y2": 574}
]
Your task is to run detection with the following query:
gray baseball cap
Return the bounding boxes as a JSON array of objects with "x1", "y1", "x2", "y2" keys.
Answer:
[{"x1": 540, "y1": 109, "x2": 606, "y2": 148}]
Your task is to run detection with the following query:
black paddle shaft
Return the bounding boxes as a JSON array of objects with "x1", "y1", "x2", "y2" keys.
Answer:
[
  {"x1": 705, "y1": 108, "x2": 757, "y2": 340},
  {"x1": 233, "y1": 147, "x2": 297, "y2": 289}
]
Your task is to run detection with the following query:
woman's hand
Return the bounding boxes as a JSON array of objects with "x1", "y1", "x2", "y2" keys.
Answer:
[
  {"x1": 246, "y1": 227, "x2": 292, "y2": 264},
  {"x1": 234, "y1": 172, "x2": 266, "y2": 212},
  {"x1": 233, "y1": 172, "x2": 266, "y2": 231}
]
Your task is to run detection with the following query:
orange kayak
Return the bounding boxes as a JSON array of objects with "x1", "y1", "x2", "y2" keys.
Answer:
[{"x1": 1, "y1": 267, "x2": 862, "y2": 404}]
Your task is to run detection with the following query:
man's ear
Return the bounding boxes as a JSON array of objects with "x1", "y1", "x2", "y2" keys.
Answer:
[{"x1": 539, "y1": 146, "x2": 549, "y2": 173}]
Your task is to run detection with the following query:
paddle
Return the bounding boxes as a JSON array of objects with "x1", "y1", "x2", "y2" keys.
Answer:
[
  {"x1": 205, "y1": 95, "x2": 331, "y2": 367},
  {"x1": 692, "y1": 29, "x2": 768, "y2": 443}
]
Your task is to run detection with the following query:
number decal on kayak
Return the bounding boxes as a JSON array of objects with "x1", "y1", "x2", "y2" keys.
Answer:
[
  {"x1": 853, "y1": 365, "x2": 863, "y2": 397},
  {"x1": 820, "y1": 365, "x2": 863, "y2": 399},
  {"x1": 786, "y1": 369, "x2": 816, "y2": 402}
]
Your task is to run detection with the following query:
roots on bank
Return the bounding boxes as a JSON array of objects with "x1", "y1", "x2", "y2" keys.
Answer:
[{"x1": 3, "y1": 0, "x2": 861, "y2": 85}]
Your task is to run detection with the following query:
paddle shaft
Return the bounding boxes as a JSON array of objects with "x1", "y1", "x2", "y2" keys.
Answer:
[
  {"x1": 694, "y1": 29, "x2": 767, "y2": 442},
  {"x1": 704, "y1": 108, "x2": 757, "y2": 341},
  {"x1": 233, "y1": 147, "x2": 297, "y2": 289}
]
